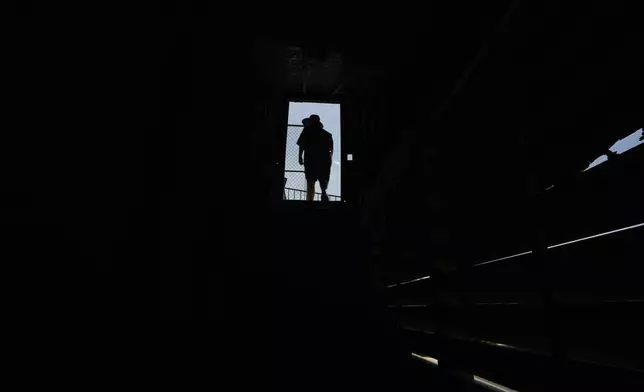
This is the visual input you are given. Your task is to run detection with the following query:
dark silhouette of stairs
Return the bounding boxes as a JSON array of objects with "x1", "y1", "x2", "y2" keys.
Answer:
[
  {"x1": 150, "y1": 201, "x2": 486, "y2": 391},
  {"x1": 268, "y1": 202, "x2": 408, "y2": 390},
  {"x1": 262, "y1": 202, "x2": 472, "y2": 391}
]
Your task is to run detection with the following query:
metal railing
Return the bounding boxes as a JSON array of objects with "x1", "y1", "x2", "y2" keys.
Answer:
[{"x1": 284, "y1": 187, "x2": 341, "y2": 202}]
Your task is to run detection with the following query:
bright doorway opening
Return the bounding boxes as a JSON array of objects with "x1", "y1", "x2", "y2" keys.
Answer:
[{"x1": 284, "y1": 102, "x2": 341, "y2": 201}]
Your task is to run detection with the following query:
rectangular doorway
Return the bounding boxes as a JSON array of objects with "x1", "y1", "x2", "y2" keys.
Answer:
[{"x1": 283, "y1": 102, "x2": 341, "y2": 201}]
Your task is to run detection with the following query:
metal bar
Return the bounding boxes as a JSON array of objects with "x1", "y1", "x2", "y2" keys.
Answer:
[
  {"x1": 547, "y1": 222, "x2": 644, "y2": 250},
  {"x1": 411, "y1": 353, "x2": 439, "y2": 366},
  {"x1": 412, "y1": 352, "x2": 518, "y2": 392},
  {"x1": 388, "y1": 221, "x2": 644, "y2": 287},
  {"x1": 472, "y1": 251, "x2": 533, "y2": 267},
  {"x1": 283, "y1": 188, "x2": 340, "y2": 199},
  {"x1": 287, "y1": 98, "x2": 342, "y2": 104},
  {"x1": 473, "y1": 375, "x2": 518, "y2": 392}
]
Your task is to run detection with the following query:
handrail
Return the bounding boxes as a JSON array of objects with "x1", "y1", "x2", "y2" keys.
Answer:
[
  {"x1": 284, "y1": 187, "x2": 341, "y2": 201},
  {"x1": 386, "y1": 221, "x2": 644, "y2": 288},
  {"x1": 404, "y1": 326, "x2": 644, "y2": 376},
  {"x1": 412, "y1": 352, "x2": 519, "y2": 392}
]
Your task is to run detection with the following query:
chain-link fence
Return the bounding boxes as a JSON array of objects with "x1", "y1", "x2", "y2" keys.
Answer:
[
  {"x1": 283, "y1": 186, "x2": 341, "y2": 201},
  {"x1": 283, "y1": 124, "x2": 340, "y2": 201}
]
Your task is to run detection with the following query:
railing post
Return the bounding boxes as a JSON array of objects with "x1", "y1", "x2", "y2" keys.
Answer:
[{"x1": 530, "y1": 180, "x2": 564, "y2": 388}]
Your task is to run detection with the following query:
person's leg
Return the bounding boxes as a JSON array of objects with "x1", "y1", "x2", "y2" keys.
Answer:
[
  {"x1": 320, "y1": 164, "x2": 330, "y2": 202},
  {"x1": 304, "y1": 164, "x2": 316, "y2": 201},
  {"x1": 319, "y1": 179, "x2": 329, "y2": 202},
  {"x1": 306, "y1": 180, "x2": 316, "y2": 201}
]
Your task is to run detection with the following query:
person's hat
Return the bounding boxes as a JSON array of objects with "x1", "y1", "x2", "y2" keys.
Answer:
[{"x1": 302, "y1": 114, "x2": 323, "y2": 128}]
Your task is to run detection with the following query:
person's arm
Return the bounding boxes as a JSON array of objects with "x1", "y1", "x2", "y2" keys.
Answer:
[
  {"x1": 330, "y1": 137, "x2": 334, "y2": 159},
  {"x1": 297, "y1": 129, "x2": 306, "y2": 165}
]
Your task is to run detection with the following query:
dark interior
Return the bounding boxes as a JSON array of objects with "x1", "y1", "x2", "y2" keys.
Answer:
[{"x1": 8, "y1": 2, "x2": 643, "y2": 391}]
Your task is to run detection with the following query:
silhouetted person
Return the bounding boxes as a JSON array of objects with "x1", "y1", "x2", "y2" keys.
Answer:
[{"x1": 297, "y1": 114, "x2": 333, "y2": 201}]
